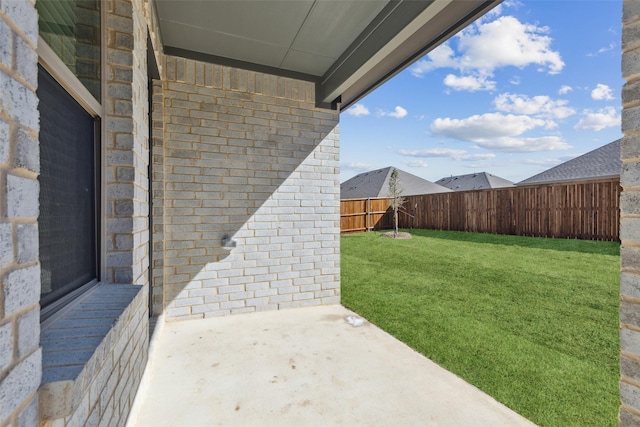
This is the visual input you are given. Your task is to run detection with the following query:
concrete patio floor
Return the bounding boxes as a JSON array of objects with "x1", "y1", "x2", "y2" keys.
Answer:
[{"x1": 127, "y1": 305, "x2": 536, "y2": 426}]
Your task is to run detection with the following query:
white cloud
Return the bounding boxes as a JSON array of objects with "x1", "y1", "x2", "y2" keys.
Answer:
[
  {"x1": 410, "y1": 15, "x2": 563, "y2": 93},
  {"x1": 444, "y1": 74, "x2": 496, "y2": 92},
  {"x1": 430, "y1": 113, "x2": 570, "y2": 152},
  {"x1": 345, "y1": 103, "x2": 370, "y2": 116},
  {"x1": 389, "y1": 106, "x2": 408, "y2": 119},
  {"x1": 493, "y1": 93, "x2": 575, "y2": 119},
  {"x1": 510, "y1": 75, "x2": 521, "y2": 85},
  {"x1": 379, "y1": 106, "x2": 408, "y2": 119},
  {"x1": 482, "y1": 2, "x2": 504, "y2": 19},
  {"x1": 521, "y1": 158, "x2": 563, "y2": 167},
  {"x1": 417, "y1": 16, "x2": 565, "y2": 74},
  {"x1": 402, "y1": 159, "x2": 429, "y2": 168},
  {"x1": 462, "y1": 153, "x2": 497, "y2": 161},
  {"x1": 398, "y1": 148, "x2": 496, "y2": 161},
  {"x1": 399, "y1": 148, "x2": 466, "y2": 158},
  {"x1": 472, "y1": 136, "x2": 571, "y2": 152},
  {"x1": 411, "y1": 44, "x2": 457, "y2": 77},
  {"x1": 457, "y1": 16, "x2": 564, "y2": 74},
  {"x1": 341, "y1": 162, "x2": 374, "y2": 171},
  {"x1": 599, "y1": 42, "x2": 616, "y2": 53},
  {"x1": 588, "y1": 42, "x2": 616, "y2": 57},
  {"x1": 574, "y1": 106, "x2": 620, "y2": 131},
  {"x1": 432, "y1": 113, "x2": 546, "y2": 140},
  {"x1": 558, "y1": 155, "x2": 578, "y2": 162},
  {"x1": 558, "y1": 85, "x2": 572, "y2": 95},
  {"x1": 591, "y1": 84, "x2": 614, "y2": 101}
]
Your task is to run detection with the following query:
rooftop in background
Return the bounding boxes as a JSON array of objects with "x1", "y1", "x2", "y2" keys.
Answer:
[
  {"x1": 518, "y1": 139, "x2": 621, "y2": 186},
  {"x1": 341, "y1": 166, "x2": 451, "y2": 199},
  {"x1": 435, "y1": 172, "x2": 515, "y2": 192}
]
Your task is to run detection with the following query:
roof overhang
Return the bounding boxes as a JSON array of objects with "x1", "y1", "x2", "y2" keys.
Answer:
[{"x1": 153, "y1": 0, "x2": 502, "y2": 110}]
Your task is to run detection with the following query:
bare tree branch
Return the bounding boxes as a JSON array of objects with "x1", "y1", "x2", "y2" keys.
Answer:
[{"x1": 388, "y1": 168, "x2": 406, "y2": 237}]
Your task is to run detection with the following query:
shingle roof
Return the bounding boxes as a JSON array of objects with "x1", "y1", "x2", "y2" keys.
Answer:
[
  {"x1": 435, "y1": 172, "x2": 514, "y2": 191},
  {"x1": 340, "y1": 167, "x2": 451, "y2": 199},
  {"x1": 518, "y1": 139, "x2": 621, "y2": 185}
]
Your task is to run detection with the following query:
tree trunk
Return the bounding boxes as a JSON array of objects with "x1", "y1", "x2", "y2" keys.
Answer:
[{"x1": 394, "y1": 207, "x2": 398, "y2": 237}]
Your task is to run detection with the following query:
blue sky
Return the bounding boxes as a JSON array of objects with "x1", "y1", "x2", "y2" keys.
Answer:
[{"x1": 339, "y1": 0, "x2": 623, "y2": 184}]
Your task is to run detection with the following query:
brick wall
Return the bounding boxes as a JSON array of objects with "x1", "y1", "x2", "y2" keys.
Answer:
[
  {"x1": 104, "y1": 0, "x2": 149, "y2": 287},
  {"x1": 35, "y1": 0, "x2": 151, "y2": 425},
  {"x1": 151, "y1": 79, "x2": 164, "y2": 316},
  {"x1": 0, "y1": 0, "x2": 42, "y2": 425},
  {"x1": 155, "y1": 57, "x2": 341, "y2": 320},
  {"x1": 39, "y1": 285, "x2": 148, "y2": 427},
  {"x1": 621, "y1": 1, "x2": 640, "y2": 424}
]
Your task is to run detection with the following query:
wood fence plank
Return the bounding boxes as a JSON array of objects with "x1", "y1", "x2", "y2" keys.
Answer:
[{"x1": 340, "y1": 178, "x2": 620, "y2": 241}]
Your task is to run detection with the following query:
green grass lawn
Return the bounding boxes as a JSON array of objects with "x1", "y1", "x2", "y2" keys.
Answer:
[{"x1": 341, "y1": 229, "x2": 620, "y2": 427}]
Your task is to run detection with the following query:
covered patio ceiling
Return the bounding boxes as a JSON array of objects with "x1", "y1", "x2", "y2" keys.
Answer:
[{"x1": 153, "y1": 0, "x2": 501, "y2": 109}]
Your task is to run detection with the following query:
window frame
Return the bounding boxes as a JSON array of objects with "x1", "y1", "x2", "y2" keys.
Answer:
[
  {"x1": 37, "y1": 70, "x2": 101, "y2": 319},
  {"x1": 37, "y1": 4, "x2": 106, "y2": 321}
]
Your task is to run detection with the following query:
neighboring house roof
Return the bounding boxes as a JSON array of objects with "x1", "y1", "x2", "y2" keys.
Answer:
[
  {"x1": 435, "y1": 172, "x2": 515, "y2": 191},
  {"x1": 341, "y1": 167, "x2": 451, "y2": 199},
  {"x1": 518, "y1": 139, "x2": 621, "y2": 185}
]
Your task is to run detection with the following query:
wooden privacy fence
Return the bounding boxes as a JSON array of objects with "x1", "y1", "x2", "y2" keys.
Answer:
[
  {"x1": 340, "y1": 197, "x2": 394, "y2": 233},
  {"x1": 340, "y1": 178, "x2": 621, "y2": 241}
]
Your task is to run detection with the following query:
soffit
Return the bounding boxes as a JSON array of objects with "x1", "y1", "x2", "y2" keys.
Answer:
[{"x1": 153, "y1": 0, "x2": 501, "y2": 109}]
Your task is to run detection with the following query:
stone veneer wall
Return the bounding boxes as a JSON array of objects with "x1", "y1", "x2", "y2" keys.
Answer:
[
  {"x1": 621, "y1": 1, "x2": 640, "y2": 425},
  {"x1": 0, "y1": 0, "x2": 42, "y2": 425},
  {"x1": 156, "y1": 56, "x2": 341, "y2": 320}
]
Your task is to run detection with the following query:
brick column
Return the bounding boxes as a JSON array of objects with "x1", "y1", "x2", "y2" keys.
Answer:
[
  {"x1": 0, "y1": 0, "x2": 42, "y2": 425},
  {"x1": 103, "y1": 0, "x2": 149, "y2": 286},
  {"x1": 151, "y1": 79, "x2": 164, "y2": 315},
  {"x1": 621, "y1": 1, "x2": 640, "y2": 424}
]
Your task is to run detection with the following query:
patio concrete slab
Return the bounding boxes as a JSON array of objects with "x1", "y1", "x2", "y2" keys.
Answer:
[{"x1": 128, "y1": 305, "x2": 536, "y2": 426}]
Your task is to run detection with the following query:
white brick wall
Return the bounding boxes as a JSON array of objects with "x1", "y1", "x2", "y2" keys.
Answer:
[
  {"x1": 156, "y1": 57, "x2": 341, "y2": 320},
  {"x1": 0, "y1": 0, "x2": 42, "y2": 425}
]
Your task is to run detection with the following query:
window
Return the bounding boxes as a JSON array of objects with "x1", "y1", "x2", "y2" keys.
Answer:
[
  {"x1": 38, "y1": 66, "x2": 100, "y2": 309},
  {"x1": 36, "y1": 0, "x2": 103, "y2": 315},
  {"x1": 37, "y1": 0, "x2": 101, "y2": 101}
]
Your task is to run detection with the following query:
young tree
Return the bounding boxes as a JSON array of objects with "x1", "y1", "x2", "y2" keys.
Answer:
[{"x1": 388, "y1": 168, "x2": 406, "y2": 237}]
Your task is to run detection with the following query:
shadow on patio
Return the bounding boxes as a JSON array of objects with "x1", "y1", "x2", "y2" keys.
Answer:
[{"x1": 127, "y1": 305, "x2": 535, "y2": 426}]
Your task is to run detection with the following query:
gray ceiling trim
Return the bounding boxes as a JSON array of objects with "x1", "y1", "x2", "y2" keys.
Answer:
[
  {"x1": 321, "y1": 0, "x2": 500, "y2": 110},
  {"x1": 163, "y1": 46, "x2": 321, "y2": 84},
  {"x1": 317, "y1": 0, "x2": 431, "y2": 103},
  {"x1": 147, "y1": 34, "x2": 160, "y2": 81},
  {"x1": 154, "y1": 0, "x2": 502, "y2": 111}
]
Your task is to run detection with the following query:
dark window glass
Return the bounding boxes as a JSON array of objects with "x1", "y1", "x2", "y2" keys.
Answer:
[
  {"x1": 38, "y1": 66, "x2": 99, "y2": 307},
  {"x1": 37, "y1": 0, "x2": 101, "y2": 101}
]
